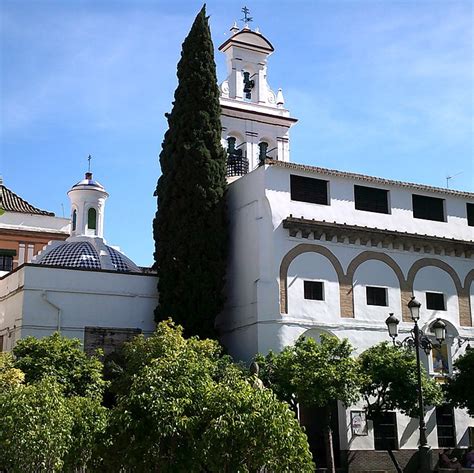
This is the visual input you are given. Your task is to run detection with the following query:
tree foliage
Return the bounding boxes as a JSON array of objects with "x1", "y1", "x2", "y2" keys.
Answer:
[
  {"x1": 12, "y1": 332, "x2": 105, "y2": 399},
  {"x1": 153, "y1": 5, "x2": 228, "y2": 339},
  {"x1": 257, "y1": 335, "x2": 361, "y2": 409},
  {"x1": 0, "y1": 378, "x2": 74, "y2": 472},
  {"x1": 256, "y1": 334, "x2": 361, "y2": 472},
  {"x1": 444, "y1": 348, "x2": 474, "y2": 416},
  {"x1": 359, "y1": 342, "x2": 443, "y2": 420},
  {"x1": 0, "y1": 352, "x2": 24, "y2": 391},
  {"x1": 104, "y1": 320, "x2": 314, "y2": 472}
]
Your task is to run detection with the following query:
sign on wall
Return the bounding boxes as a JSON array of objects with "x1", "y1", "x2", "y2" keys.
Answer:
[{"x1": 351, "y1": 410, "x2": 368, "y2": 436}]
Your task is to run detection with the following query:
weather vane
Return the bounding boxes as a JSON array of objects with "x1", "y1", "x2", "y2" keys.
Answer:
[
  {"x1": 241, "y1": 6, "x2": 253, "y2": 25},
  {"x1": 87, "y1": 154, "x2": 92, "y2": 172}
]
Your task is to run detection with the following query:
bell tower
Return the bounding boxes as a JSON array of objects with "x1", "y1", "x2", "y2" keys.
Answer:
[{"x1": 219, "y1": 23, "x2": 297, "y2": 180}]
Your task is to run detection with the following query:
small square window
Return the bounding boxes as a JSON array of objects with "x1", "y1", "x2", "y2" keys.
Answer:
[
  {"x1": 290, "y1": 175, "x2": 329, "y2": 205},
  {"x1": 354, "y1": 185, "x2": 389, "y2": 214},
  {"x1": 304, "y1": 281, "x2": 324, "y2": 300},
  {"x1": 426, "y1": 292, "x2": 446, "y2": 311},
  {"x1": 467, "y1": 203, "x2": 474, "y2": 227},
  {"x1": 412, "y1": 194, "x2": 445, "y2": 222},
  {"x1": 366, "y1": 287, "x2": 387, "y2": 306}
]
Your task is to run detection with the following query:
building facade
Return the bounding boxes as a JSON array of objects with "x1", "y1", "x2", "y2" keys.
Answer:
[
  {"x1": 0, "y1": 172, "x2": 157, "y2": 354},
  {"x1": 0, "y1": 178, "x2": 70, "y2": 276},
  {"x1": 216, "y1": 24, "x2": 474, "y2": 470}
]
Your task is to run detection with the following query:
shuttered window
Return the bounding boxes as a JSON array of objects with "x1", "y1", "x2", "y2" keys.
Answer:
[
  {"x1": 412, "y1": 194, "x2": 445, "y2": 222},
  {"x1": 290, "y1": 175, "x2": 329, "y2": 205},
  {"x1": 354, "y1": 185, "x2": 389, "y2": 214}
]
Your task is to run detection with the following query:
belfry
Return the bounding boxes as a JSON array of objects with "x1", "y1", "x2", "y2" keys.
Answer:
[{"x1": 218, "y1": 22, "x2": 297, "y2": 179}]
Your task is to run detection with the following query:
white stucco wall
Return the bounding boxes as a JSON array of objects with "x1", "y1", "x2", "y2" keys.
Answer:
[
  {"x1": 219, "y1": 163, "x2": 474, "y2": 451},
  {"x1": 0, "y1": 265, "x2": 157, "y2": 350}
]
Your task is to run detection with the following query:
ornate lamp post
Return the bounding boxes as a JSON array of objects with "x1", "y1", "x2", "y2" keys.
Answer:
[{"x1": 385, "y1": 297, "x2": 446, "y2": 473}]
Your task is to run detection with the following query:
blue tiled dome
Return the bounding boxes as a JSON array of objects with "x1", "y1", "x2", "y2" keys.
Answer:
[
  {"x1": 34, "y1": 240, "x2": 140, "y2": 273},
  {"x1": 37, "y1": 241, "x2": 100, "y2": 269}
]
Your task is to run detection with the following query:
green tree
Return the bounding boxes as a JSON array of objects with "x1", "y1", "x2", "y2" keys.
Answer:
[
  {"x1": 12, "y1": 332, "x2": 105, "y2": 399},
  {"x1": 359, "y1": 342, "x2": 443, "y2": 422},
  {"x1": 104, "y1": 320, "x2": 314, "y2": 472},
  {"x1": 0, "y1": 352, "x2": 24, "y2": 391},
  {"x1": 445, "y1": 348, "x2": 474, "y2": 416},
  {"x1": 63, "y1": 396, "x2": 108, "y2": 472},
  {"x1": 256, "y1": 334, "x2": 361, "y2": 473},
  {"x1": 0, "y1": 378, "x2": 73, "y2": 472},
  {"x1": 153, "y1": 5, "x2": 228, "y2": 339}
]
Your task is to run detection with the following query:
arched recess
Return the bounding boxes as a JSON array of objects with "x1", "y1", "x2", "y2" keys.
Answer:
[
  {"x1": 345, "y1": 251, "x2": 409, "y2": 320},
  {"x1": 464, "y1": 269, "x2": 474, "y2": 327},
  {"x1": 299, "y1": 327, "x2": 338, "y2": 343},
  {"x1": 279, "y1": 244, "x2": 347, "y2": 315},
  {"x1": 406, "y1": 259, "x2": 469, "y2": 327}
]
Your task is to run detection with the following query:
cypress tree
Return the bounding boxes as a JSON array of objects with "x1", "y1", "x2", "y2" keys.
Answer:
[{"x1": 153, "y1": 5, "x2": 227, "y2": 339}]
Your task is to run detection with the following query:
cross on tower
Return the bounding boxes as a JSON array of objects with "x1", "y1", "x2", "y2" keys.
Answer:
[
  {"x1": 87, "y1": 155, "x2": 92, "y2": 172},
  {"x1": 240, "y1": 6, "x2": 253, "y2": 25}
]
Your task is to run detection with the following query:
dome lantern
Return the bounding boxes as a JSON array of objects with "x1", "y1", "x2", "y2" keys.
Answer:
[{"x1": 67, "y1": 172, "x2": 109, "y2": 238}]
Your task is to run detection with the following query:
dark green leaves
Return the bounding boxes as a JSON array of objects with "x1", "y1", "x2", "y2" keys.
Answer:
[{"x1": 153, "y1": 5, "x2": 228, "y2": 339}]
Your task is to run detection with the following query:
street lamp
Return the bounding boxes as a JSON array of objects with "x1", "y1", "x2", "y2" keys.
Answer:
[{"x1": 384, "y1": 296, "x2": 446, "y2": 473}]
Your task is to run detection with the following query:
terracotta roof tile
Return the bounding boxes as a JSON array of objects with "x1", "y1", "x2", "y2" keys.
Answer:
[{"x1": 0, "y1": 184, "x2": 55, "y2": 216}]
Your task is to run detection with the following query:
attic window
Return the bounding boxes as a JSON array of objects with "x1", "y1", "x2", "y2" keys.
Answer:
[
  {"x1": 467, "y1": 203, "x2": 474, "y2": 226},
  {"x1": 290, "y1": 175, "x2": 329, "y2": 205},
  {"x1": 412, "y1": 194, "x2": 445, "y2": 222},
  {"x1": 354, "y1": 185, "x2": 389, "y2": 214}
]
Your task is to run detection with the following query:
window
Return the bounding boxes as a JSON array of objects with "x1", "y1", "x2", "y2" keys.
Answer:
[
  {"x1": 412, "y1": 194, "x2": 445, "y2": 222},
  {"x1": 72, "y1": 209, "x2": 77, "y2": 231},
  {"x1": 290, "y1": 175, "x2": 329, "y2": 205},
  {"x1": 304, "y1": 281, "x2": 324, "y2": 300},
  {"x1": 354, "y1": 185, "x2": 389, "y2": 214},
  {"x1": 426, "y1": 292, "x2": 446, "y2": 311},
  {"x1": 0, "y1": 255, "x2": 13, "y2": 272},
  {"x1": 258, "y1": 142, "x2": 268, "y2": 165},
  {"x1": 87, "y1": 208, "x2": 97, "y2": 230},
  {"x1": 374, "y1": 412, "x2": 398, "y2": 450},
  {"x1": 0, "y1": 249, "x2": 15, "y2": 272},
  {"x1": 467, "y1": 203, "x2": 474, "y2": 226},
  {"x1": 366, "y1": 287, "x2": 387, "y2": 306},
  {"x1": 436, "y1": 405, "x2": 456, "y2": 448}
]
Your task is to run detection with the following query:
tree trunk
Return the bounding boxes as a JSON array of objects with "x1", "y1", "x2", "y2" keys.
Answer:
[{"x1": 324, "y1": 405, "x2": 336, "y2": 473}]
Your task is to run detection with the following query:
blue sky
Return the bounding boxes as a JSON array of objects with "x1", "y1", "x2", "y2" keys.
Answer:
[{"x1": 1, "y1": 0, "x2": 472, "y2": 266}]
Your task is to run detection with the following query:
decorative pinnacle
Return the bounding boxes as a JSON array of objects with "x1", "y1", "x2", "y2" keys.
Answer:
[
  {"x1": 240, "y1": 6, "x2": 253, "y2": 25},
  {"x1": 87, "y1": 154, "x2": 92, "y2": 172}
]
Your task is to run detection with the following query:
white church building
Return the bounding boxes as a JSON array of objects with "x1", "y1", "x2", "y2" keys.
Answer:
[
  {"x1": 0, "y1": 17, "x2": 473, "y2": 473},
  {"x1": 215, "y1": 24, "x2": 474, "y2": 471},
  {"x1": 0, "y1": 172, "x2": 157, "y2": 355}
]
